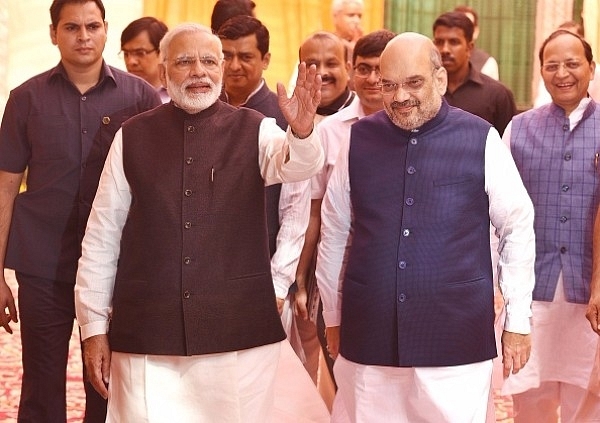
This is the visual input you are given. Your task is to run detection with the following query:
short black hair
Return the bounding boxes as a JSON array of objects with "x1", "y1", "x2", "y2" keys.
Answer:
[
  {"x1": 121, "y1": 17, "x2": 168, "y2": 51},
  {"x1": 210, "y1": 0, "x2": 256, "y2": 33},
  {"x1": 433, "y1": 11, "x2": 474, "y2": 43},
  {"x1": 352, "y1": 29, "x2": 395, "y2": 65},
  {"x1": 217, "y1": 15, "x2": 269, "y2": 58},
  {"x1": 50, "y1": 0, "x2": 105, "y2": 28}
]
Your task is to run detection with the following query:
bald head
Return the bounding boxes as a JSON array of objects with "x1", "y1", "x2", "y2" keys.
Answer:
[
  {"x1": 380, "y1": 32, "x2": 443, "y2": 77},
  {"x1": 379, "y1": 33, "x2": 447, "y2": 130}
]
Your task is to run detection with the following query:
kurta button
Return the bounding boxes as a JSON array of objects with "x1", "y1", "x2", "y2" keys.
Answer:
[
  {"x1": 82, "y1": 129, "x2": 87, "y2": 134},
  {"x1": 407, "y1": 166, "x2": 416, "y2": 175},
  {"x1": 398, "y1": 293, "x2": 406, "y2": 302},
  {"x1": 186, "y1": 157, "x2": 193, "y2": 164},
  {"x1": 561, "y1": 184, "x2": 569, "y2": 192},
  {"x1": 398, "y1": 261, "x2": 407, "y2": 269},
  {"x1": 183, "y1": 291, "x2": 190, "y2": 299},
  {"x1": 81, "y1": 96, "x2": 87, "y2": 101},
  {"x1": 560, "y1": 246, "x2": 567, "y2": 254},
  {"x1": 187, "y1": 125, "x2": 195, "y2": 132},
  {"x1": 184, "y1": 189, "x2": 192, "y2": 197},
  {"x1": 184, "y1": 221, "x2": 192, "y2": 229},
  {"x1": 410, "y1": 138, "x2": 417, "y2": 145},
  {"x1": 403, "y1": 229, "x2": 410, "y2": 237},
  {"x1": 405, "y1": 197, "x2": 414, "y2": 206},
  {"x1": 560, "y1": 216, "x2": 568, "y2": 223},
  {"x1": 562, "y1": 124, "x2": 569, "y2": 131},
  {"x1": 183, "y1": 257, "x2": 191, "y2": 264},
  {"x1": 102, "y1": 116, "x2": 110, "y2": 125},
  {"x1": 564, "y1": 153, "x2": 572, "y2": 161}
]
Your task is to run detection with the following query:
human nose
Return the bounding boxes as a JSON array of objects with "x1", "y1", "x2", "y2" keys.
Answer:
[
  {"x1": 438, "y1": 41, "x2": 450, "y2": 53},
  {"x1": 366, "y1": 69, "x2": 379, "y2": 83},
  {"x1": 229, "y1": 55, "x2": 241, "y2": 71},
  {"x1": 189, "y1": 60, "x2": 208, "y2": 77},
  {"x1": 555, "y1": 63, "x2": 570, "y2": 77},
  {"x1": 315, "y1": 63, "x2": 327, "y2": 76},
  {"x1": 392, "y1": 85, "x2": 411, "y2": 102},
  {"x1": 124, "y1": 54, "x2": 138, "y2": 66},
  {"x1": 77, "y1": 27, "x2": 90, "y2": 42}
]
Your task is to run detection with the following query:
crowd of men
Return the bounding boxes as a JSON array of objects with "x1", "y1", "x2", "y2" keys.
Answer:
[{"x1": 0, "y1": 0, "x2": 599, "y2": 422}]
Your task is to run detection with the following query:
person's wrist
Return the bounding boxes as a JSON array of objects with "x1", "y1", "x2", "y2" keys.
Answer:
[{"x1": 291, "y1": 125, "x2": 313, "y2": 139}]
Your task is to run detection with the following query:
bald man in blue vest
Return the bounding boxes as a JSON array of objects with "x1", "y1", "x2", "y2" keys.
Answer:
[{"x1": 316, "y1": 32, "x2": 535, "y2": 422}]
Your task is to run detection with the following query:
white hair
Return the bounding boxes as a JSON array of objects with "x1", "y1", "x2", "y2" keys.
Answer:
[
  {"x1": 331, "y1": 0, "x2": 364, "y2": 15},
  {"x1": 159, "y1": 22, "x2": 224, "y2": 62}
]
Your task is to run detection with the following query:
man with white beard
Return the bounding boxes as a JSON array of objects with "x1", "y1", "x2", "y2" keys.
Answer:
[{"x1": 74, "y1": 22, "x2": 324, "y2": 421}]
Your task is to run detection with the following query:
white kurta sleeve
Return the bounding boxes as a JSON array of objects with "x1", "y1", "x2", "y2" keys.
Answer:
[
  {"x1": 75, "y1": 128, "x2": 132, "y2": 340},
  {"x1": 258, "y1": 118, "x2": 324, "y2": 185},
  {"x1": 486, "y1": 127, "x2": 536, "y2": 334},
  {"x1": 271, "y1": 180, "x2": 310, "y2": 298},
  {"x1": 315, "y1": 137, "x2": 352, "y2": 327}
]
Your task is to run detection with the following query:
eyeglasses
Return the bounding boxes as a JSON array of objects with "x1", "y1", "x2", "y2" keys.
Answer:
[
  {"x1": 379, "y1": 78, "x2": 427, "y2": 94},
  {"x1": 166, "y1": 55, "x2": 221, "y2": 71},
  {"x1": 119, "y1": 48, "x2": 157, "y2": 59},
  {"x1": 379, "y1": 68, "x2": 440, "y2": 95},
  {"x1": 542, "y1": 60, "x2": 583, "y2": 73},
  {"x1": 353, "y1": 63, "x2": 380, "y2": 78}
]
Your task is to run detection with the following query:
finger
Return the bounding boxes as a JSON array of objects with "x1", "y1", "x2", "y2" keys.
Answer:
[
  {"x1": 86, "y1": 360, "x2": 106, "y2": 398},
  {"x1": 502, "y1": 355, "x2": 513, "y2": 379},
  {"x1": 587, "y1": 307, "x2": 600, "y2": 334},
  {"x1": 298, "y1": 61, "x2": 307, "y2": 81},
  {"x1": 298, "y1": 305, "x2": 308, "y2": 320},
  {"x1": 102, "y1": 354, "x2": 111, "y2": 386},
  {"x1": 6, "y1": 299, "x2": 18, "y2": 323},
  {"x1": 276, "y1": 82, "x2": 288, "y2": 102},
  {"x1": 1, "y1": 317, "x2": 13, "y2": 334}
]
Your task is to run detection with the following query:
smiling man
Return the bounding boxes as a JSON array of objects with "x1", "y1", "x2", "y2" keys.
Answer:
[
  {"x1": 299, "y1": 31, "x2": 353, "y2": 124},
  {"x1": 0, "y1": 1, "x2": 161, "y2": 421},
  {"x1": 503, "y1": 29, "x2": 600, "y2": 423},
  {"x1": 316, "y1": 32, "x2": 535, "y2": 422},
  {"x1": 74, "y1": 22, "x2": 324, "y2": 421}
]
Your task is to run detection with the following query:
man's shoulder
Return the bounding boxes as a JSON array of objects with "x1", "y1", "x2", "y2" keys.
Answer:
[
  {"x1": 107, "y1": 65, "x2": 155, "y2": 91},
  {"x1": 10, "y1": 67, "x2": 56, "y2": 95},
  {"x1": 474, "y1": 71, "x2": 513, "y2": 96}
]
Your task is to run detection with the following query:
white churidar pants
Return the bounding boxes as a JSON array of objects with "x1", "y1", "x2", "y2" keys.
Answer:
[{"x1": 332, "y1": 354, "x2": 493, "y2": 423}]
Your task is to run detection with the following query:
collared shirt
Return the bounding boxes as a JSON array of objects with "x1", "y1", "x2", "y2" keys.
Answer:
[
  {"x1": 0, "y1": 61, "x2": 161, "y2": 282},
  {"x1": 221, "y1": 79, "x2": 265, "y2": 107},
  {"x1": 317, "y1": 125, "x2": 535, "y2": 335},
  {"x1": 313, "y1": 95, "x2": 365, "y2": 199},
  {"x1": 76, "y1": 118, "x2": 323, "y2": 339},
  {"x1": 444, "y1": 65, "x2": 516, "y2": 135}
]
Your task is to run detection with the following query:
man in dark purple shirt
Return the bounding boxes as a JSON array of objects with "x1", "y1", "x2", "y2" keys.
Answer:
[
  {"x1": 433, "y1": 11, "x2": 516, "y2": 135},
  {"x1": 0, "y1": 1, "x2": 160, "y2": 422}
]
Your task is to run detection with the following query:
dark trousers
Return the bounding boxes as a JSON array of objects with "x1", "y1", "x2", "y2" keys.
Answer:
[{"x1": 16, "y1": 272, "x2": 106, "y2": 423}]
